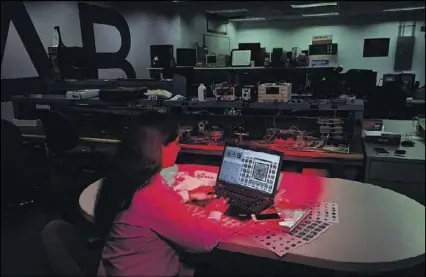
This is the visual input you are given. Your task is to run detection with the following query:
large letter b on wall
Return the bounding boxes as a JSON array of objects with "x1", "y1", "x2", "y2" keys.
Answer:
[{"x1": 78, "y1": 3, "x2": 136, "y2": 78}]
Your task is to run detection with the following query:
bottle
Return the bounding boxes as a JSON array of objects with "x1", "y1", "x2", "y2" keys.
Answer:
[{"x1": 198, "y1": 83, "x2": 206, "y2": 101}]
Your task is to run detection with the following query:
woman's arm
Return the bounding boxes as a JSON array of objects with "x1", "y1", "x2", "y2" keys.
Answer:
[{"x1": 134, "y1": 184, "x2": 225, "y2": 253}]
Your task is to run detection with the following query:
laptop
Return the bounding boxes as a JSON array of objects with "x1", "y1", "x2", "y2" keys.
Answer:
[{"x1": 215, "y1": 144, "x2": 283, "y2": 219}]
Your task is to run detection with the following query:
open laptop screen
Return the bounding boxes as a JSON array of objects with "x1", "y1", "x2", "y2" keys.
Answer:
[{"x1": 218, "y1": 146, "x2": 281, "y2": 195}]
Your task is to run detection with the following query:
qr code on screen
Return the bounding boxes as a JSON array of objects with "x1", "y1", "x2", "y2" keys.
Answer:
[{"x1": 252, "y1": 161, "x2": 270, "y2": 182}]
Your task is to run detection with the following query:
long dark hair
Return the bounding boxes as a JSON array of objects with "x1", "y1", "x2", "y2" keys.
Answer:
[{"x1": 95, "y1": 111, "x2": 179, "y2": 236}]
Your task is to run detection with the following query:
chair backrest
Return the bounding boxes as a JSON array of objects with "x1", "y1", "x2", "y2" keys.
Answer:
[
  {"x1": 42, "y1": 220, "x2": 100, "y2": 276},
  {"x1": 1, "y1": 119, "x2": 24, "y2": 165},
  {"x1": 38, "y1": 110, "x2": 79, "y2": 154}
]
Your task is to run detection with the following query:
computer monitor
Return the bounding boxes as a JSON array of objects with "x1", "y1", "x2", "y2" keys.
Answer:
[
  {"x1": 217, "y1": 145, "x2": 282, "y2": 195},
  {"x1": 238, "y1": 43, "x2": 262, "y2": 66},
  {"x1": 176, "y1": 48, "x2": 196, "y2": 66},
  {"x1": 150, "y1": 45, "x2": 174, "y2": 68},
  {"x1": 345, "y1": 69, "x2": 377, "y2": 97}
]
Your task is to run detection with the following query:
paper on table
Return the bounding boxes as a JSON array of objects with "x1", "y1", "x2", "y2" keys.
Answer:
[
  {"x1": 290, "y1": 217, "x2": 332, "y2": 243},
  {"x1": 252, "y1": 229, "x2": 306, "y2": 257},
  {"x1": 174, "y1": 176, "x2": 212, "y2": 191},
  {"x1": 194, "y1": 171, "x2": 217, "y2": 186},
  {"x1": 309, "y1": 202, "x2": 339, "y2": 224}
]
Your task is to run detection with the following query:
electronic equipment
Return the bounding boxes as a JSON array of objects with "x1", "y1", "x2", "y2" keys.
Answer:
[
  {"x1": 241, "y1": 85, "x2": 254, "y2": 101},
  {"x1": 176, "y1": 48, "x2": 196, "y2": 66},
  {"x1": 251, "y1": 213, "x2": 281, "y2": 222},
  {"x1": 205, "y1": 54, "x2": 229, "y2": 67},
  {"x1": 291, "y1": 47, "x2": 298, "y2": 59},
  {"x1": 278, "y1": 207, "x2": 312, "y2": 232},
  {"x1": 66, "y1": 89, "x2": 99, "y2": 100},
  {"x1": 195, "y1": 42, "x2": 208, "y2": 64},
  {"x1": 58, "y1": 47, "x2": 92, "y2": 80},
  {"x1": 206, "y1": 54, "x2": 217, "y2": 67},
  {"x1": 264, "y1": 52, "x2": 271, "y2": 67},
  {"x1": 258, "y1": 83, "x2": 292, "y2": 103},
  {"x1": 373, "y1": 147, "x2": 389, "y2": 155},
  {"x1": 363, "y1": 120, "x2": 383, "y2": 131},
  {"x1": 399, "y1": 73, "x2": 416, "y2": 90},
  {"x1": 394, "y1": 149, "x2": 406, "y2": 156},
  {"x1": 271, "y1": 48, "x2": 283, "y2": 67},
  {"x1": 150, "y1": 45, "x2": 174, "y2": 68},
  {"x1": 215, "y1": 145, "x2": 283, "y2": 218},
  {"x1": 383, "y1": 74, "x2": 397, "y2": 83},
  {"x1": 309, "y1": 43, "x2": 338, "y2": 55},
  {"x1": 310, "y1": 54, "x2": 338, "y2": 67},
  {"x1": 231, "y1": 50, "x2": 251, "y2": 67},
  {"x1": 345, "y1": 69, "x2": 377, "y2": 97},
  {"x1": 213, "y1": 83, "x2": 236, "y2": 101},
  {"x1": 364, "y1": 132, "x2": 402, "y2": 146},
  {"x1": 297, "y1": 52, "x2": 309, "y2": 67},
  {"x1": 238, "y1": 43, "x2": 262, "y2": 66},
  {"x1": 401, "y1": 140, "x2": 415, "y2": 147}
]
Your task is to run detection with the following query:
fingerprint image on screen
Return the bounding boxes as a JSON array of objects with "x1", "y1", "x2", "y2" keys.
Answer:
[{"x1": 252, "y1": 161, "x2": 270, "y2": 182}]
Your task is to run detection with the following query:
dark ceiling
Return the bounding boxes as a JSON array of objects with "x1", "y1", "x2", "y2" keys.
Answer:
[{"x1": 169, "y1": 1, "x2": 425, "y2": 21}]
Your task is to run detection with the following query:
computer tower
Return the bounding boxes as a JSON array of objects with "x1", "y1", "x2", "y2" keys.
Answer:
[{"x1": 271, "y1": 48, "x2": 283, "y2": 67}]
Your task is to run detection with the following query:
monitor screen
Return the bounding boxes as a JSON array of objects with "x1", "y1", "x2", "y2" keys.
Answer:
[
  {"x1": 218, "y1": 146, "x2": 281, "y2": 194},
  {"x1": 363, "y1": 38, "x2": 390, "y2": 57}
]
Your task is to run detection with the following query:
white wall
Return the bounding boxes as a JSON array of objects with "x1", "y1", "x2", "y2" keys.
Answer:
[
  {"x1": 1, "y1": 1, "x2": 237, "y2": 80},
  {"x1": 236, "y1": 20, "x2": 425, "y2": 86}
]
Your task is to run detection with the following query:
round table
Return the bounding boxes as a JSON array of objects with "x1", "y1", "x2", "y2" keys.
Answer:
[{"x1": 79, "y1": 164, "x2": 425, "y2": 273}]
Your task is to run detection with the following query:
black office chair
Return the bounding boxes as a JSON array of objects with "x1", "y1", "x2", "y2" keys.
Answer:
[
  {"x1": 1, "y1": 119, "x2": 48, "y2": 213},
  {"x1": 37, "y1": 110, "x2": 112, "y2": 174},
  {"x1": 42, "y1": 220, "x2": 101, "y2": 276}
]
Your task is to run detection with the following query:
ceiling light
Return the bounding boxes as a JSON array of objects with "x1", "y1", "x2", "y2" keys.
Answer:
[
  {"x1": 291, "y1": 2, "x2": 337, "y2": 9},
  {"x1": 302, "y1": 12, "x2": 339, "y2": 17},
  {"x1": 207, "y1": 9, "x2": 248, "y2": 14},
  {"x1": 230, "y1": 17, "x2": 267, "y2": 22},
  {"x1": 383, "y1": 6, "x2": 425, "y2": 12}
]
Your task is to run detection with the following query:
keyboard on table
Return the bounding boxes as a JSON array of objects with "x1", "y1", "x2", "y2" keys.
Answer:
[{"x1": 216, "y1": 188, "x2": 273, "y2": 214}]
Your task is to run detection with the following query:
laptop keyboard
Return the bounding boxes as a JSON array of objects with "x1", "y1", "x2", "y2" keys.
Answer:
[{"x1": 216, "y1": 188, "x2": 272, "y2": 214}]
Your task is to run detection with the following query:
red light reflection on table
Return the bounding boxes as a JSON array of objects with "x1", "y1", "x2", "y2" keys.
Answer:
[{"x1": 275, "y1": 172, "x2": 324, "y2": 209}]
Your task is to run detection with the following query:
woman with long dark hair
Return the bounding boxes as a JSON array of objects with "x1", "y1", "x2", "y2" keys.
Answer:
[{"x1": 95, "y1": 112, "x2": 229, "y2": 277}]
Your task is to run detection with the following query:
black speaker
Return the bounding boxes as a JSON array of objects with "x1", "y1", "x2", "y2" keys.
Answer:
[
  {"x1": 271, "y1": 48, "x2": 283, "y2": 67},
  {"x1": 176, "y1": 48, "x2": 196, "y2": 66},
  {"x1": 150, "y1": 45, "x2": 174, "y2": 68}
]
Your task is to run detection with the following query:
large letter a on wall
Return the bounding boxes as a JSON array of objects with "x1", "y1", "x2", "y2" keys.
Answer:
[{"x1": 78, "y1": 3, "x2": 136, "y2": 78}]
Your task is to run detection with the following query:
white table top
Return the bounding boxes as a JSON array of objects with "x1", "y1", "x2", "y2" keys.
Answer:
[{"x1": 79, "y1": 165, "x2": 425, "y2": 273}]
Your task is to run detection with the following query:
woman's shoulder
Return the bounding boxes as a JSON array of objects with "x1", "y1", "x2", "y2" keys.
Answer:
[{"x1": 132, "y1": 174, "x2": 179, "y2": 208}]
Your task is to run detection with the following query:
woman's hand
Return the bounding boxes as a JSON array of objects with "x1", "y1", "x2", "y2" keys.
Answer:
[
  {"x1": 205, "y1": 197, "x2": 229, "y2": 214},
  {"x1": 188, "y1": 186, "x2": 216, "y2": 201}
]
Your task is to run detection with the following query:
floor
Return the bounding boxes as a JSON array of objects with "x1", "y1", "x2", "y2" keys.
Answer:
[{"x1": 1, "y1": 167, "x2": 425, "y2": 276}]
